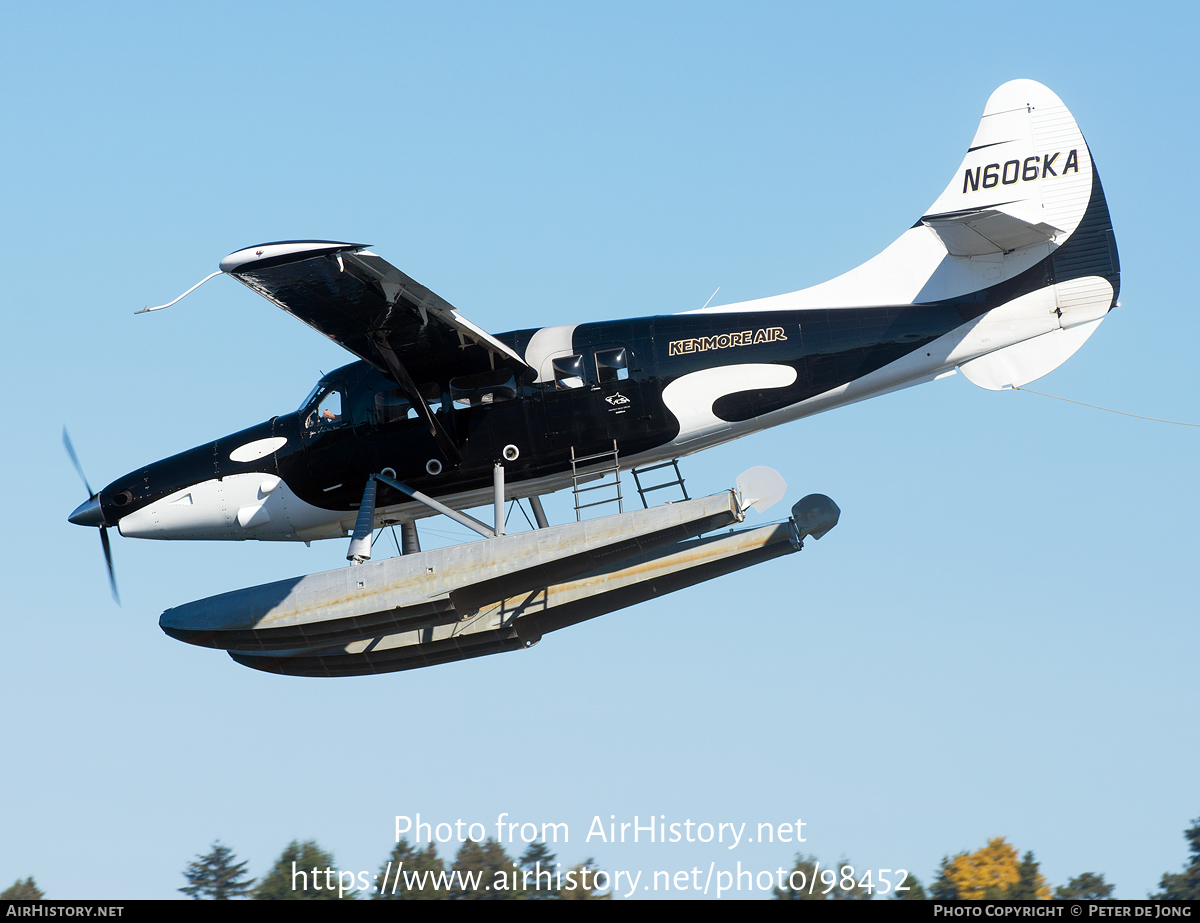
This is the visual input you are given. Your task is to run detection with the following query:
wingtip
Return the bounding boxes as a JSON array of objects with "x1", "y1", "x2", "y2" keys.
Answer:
[{"x1": 219, "y1": 241, "x2": 369, "y2": 273}]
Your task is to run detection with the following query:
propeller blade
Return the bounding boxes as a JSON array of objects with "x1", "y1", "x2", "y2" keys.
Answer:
[
  {"x1": 100, "y1": 526, "x2": 120, "y2": 606},
  {"x1": 62, "y1": 426, "x2": 95, "y2": 498},
  {"x1": 65, "y1": 427, "x2": 120, "y2": 605}
]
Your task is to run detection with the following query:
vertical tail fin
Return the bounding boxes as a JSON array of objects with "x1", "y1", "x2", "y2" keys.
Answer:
[
  {"x1": 924, "y1": 79, "x2": 1096, "y2": 251},
  {"x1": 717, "y1": 80, "x2": 1118, "y2": 313}
]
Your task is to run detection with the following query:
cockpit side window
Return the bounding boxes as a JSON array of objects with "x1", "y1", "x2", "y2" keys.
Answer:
[
  {"x1": 319, "y1": 390, "x2": 342, "y2": 421},
  {"x1": 304, "y1": 388, "x2": 345, "y2": 430}
]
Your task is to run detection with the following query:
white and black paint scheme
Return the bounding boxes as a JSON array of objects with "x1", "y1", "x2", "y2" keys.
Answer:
[{"x1": 66, "y1": 81, "x2": 1119, "y2": 672}]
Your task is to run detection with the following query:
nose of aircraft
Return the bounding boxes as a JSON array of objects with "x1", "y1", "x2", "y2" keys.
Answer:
[{"x1": 68, "y1": 495, "x2": 106, "y2": 527}]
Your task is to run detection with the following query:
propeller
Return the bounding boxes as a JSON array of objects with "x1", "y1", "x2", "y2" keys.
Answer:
[{"x1": 63, "y1": 427, "x2": 120, "y2": 604}]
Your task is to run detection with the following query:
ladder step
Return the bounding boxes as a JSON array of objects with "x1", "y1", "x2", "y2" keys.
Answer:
[
  {"x1": 571, "y1": 441, "x2": 623, "y2": 521},
  {"x1": 575, "y1": 481, "x2": 621, "y2": 494},
  {"x1": 632, "y1": 458, "x2": 689, "y2": 509},
  {"x1": 572, "y1": 451, "x2": 621, "y2": 464}
]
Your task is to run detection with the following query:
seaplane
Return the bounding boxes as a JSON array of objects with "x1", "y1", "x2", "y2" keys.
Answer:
[{"x1": 66, "y1": 79, "x2": 1118, "y2": 677}]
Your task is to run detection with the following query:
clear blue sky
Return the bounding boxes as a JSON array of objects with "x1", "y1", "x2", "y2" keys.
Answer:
[{"x1": 2, "y1": 0, "x2": 1197, "y2": 900}]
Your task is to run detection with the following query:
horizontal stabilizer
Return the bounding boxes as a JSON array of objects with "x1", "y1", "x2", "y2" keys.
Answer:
[
  {"x1": 959, "y1": 318, "x2": 1102, "y2": 390},
  {"x1": 921, "y1": 207, "x2": 1061, "y2": 257}
]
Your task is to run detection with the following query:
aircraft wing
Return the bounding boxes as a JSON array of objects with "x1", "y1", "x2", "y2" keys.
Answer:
[{"x1": 218, "y1": 240, "x2": 527, "y2": 370}]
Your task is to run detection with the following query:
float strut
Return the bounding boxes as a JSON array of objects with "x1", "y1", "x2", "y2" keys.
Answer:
[
  {"x1": 400, "y1": 521, "x2": 421, "y2": 555},
  {"x1": 347, "y1": 477, "x2": 378, "y2": 563},
  {"x1": 374, "y1": 472, "x2": 495, "y2": 539},
  {"x1": 493, "y1": 462, "x2": 505, "y2": 537},
  {"x1": 529, "y1": 495, "x2": 550, "y2": 530}
]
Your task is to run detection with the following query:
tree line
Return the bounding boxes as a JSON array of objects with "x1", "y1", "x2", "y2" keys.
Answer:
[
  {"x1": 4, "y1": 814, "x2": 1198, "y2": 899},
  {"x1": 772, "y1": 817, "x2": 1200, "y2": 901},
  {"x1": 175, "y1": 836, "x2": 608, "y2": 900}
]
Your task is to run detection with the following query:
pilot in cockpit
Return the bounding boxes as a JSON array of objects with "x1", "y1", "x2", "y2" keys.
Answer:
[
  {"x1": 304, "y1": 388, "x2": 343, "y2": 429},
  {"x1": 317, "y1": 390, "x2": 342, "y2": 426}
]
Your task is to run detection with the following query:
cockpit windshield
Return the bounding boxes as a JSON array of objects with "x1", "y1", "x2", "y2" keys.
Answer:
[{"x1": 298, "y1": 382, "x2": 323, "y2": 412}]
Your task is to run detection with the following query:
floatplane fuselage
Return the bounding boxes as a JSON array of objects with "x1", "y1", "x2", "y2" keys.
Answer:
[{"x1": 66, "y1": 79, "x2": 1119, "y2": 676}]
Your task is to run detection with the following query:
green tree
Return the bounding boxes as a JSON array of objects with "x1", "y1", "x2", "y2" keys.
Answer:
[
  {"x1": 449, "y1": 839, "x2": 516, "y2": 900},
  {"x1": 930, "y1": 857, "x2": 959, "y2": 899},
  {"x1": 179, "y1": 841, "x2": 254, "y2": 900},
  {"x1": 254, "y1": 839, "x2": 353, "y2": 900},
  {"x1": 373, "y1": 839, "x2": 444, "y2": 900},
  {"x1": 1, "y1": 877, "x2": 43, "y2": 900},
  {"x1": 558, "y1": 858, "x2": 611, "y2": 900},
  {"x1": 893, "y1": 872, "x2": 928, "y2": 900},
  {"x1": 1152, "y1": 815, "x2": 1200, "y2": 900},
  {"x1": 517, "y1": 842, "x2": 559, "y2": 899},
  {"x1": 1055, "y1": 872, "x2": 1114, "y2": 900},
  {"x1": 772, "y1": 855, "x2": 870, "y2": 899},
  {"x1": 774, "y1": 855, "x2": 822, "y2": 900},
  {"x1": 1009, "y1": 851, "x2": 1048, "y2": 900},
  {"x1": 831, "y1": 862, "x2": 873, "y2": 900}
]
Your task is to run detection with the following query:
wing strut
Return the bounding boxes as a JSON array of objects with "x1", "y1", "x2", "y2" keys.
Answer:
[{"x1": 367, "y1": 330, "x2": 462, "y2": 467}]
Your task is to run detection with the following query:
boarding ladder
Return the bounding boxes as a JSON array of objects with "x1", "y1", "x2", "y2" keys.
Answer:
[
  {"x1": 630, "y1": 459, "x2": 690, "y2": 508},
  {"x1": 570, "y1": 440, "x2": 623, "y2": 521}
]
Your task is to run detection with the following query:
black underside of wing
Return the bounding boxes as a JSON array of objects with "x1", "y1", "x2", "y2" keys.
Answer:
[{"x1": 232, "y1": 252, "x2": 502, "y2": 382}]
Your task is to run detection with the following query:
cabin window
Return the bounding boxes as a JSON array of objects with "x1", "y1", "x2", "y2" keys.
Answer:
[
  {"x1": 374, "y1": 384, "x2": 442, "y2": 423},
  {"x1": 552, "y1": 355, "x2": 586, "y2": 390},
  {"x1": 595, "y1": 347, "x2": 629, "y2": 383},
  {"x1": 375, "y1": 389, "x2": 415, "y2": 424},
  {"x1": 450, "y1": 369, "x2": 517, "y2": 409},
  {"x1": 420, "y1": 384, "x2": 444, "y2": 414}
]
